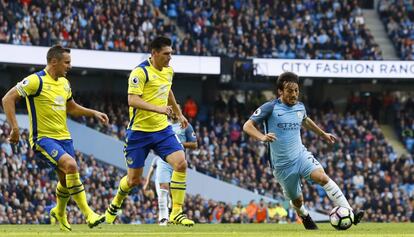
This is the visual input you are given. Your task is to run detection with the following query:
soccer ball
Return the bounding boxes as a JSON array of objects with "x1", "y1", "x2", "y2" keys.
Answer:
[{"x1": 329, "y1": 206, "x2": 354, "y2": 230}]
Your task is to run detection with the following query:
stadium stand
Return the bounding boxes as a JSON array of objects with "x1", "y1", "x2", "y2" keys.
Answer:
[
  {"x1": 0, "y1": 0, "x2": 381, "y2": 59},
  {"x1": 157, "y1": 0, "x2": 382, "y2": 59},
  {"x1": 378, "y1": 0, "x2": 414, "y2": 60}
]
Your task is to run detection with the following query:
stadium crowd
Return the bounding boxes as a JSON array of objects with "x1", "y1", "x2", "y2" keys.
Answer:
[
  {"x1": 1, "y1": 91, "x2": 413, "y2": 224},
  {"x1": 378, "y1": 0, "x2": 414, "y2": 60},
  {"x1": 0, "y1": 0, "x2": 382, "y2": 59},
  {"x1": 0, "y1": 0, "x2": 179, "y2": 52},
  {"x1": 394, "y1": 96, "x2": 414, "y2": 155},
  {"x1": 159, "y1": 0, "x2": 382, "y2": 59}
]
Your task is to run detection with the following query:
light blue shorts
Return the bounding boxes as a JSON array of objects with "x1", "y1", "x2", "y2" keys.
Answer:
[{"x1": 272, "y1": 150, "x2": 322, "y2": 200}]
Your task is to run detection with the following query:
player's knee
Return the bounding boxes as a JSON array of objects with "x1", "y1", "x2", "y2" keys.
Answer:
[
  {"x1": 292, "y1": 197, "x2": 303, "y2": 207},
  {"x1": 174, "y1": 159, "x2": 187, "y2": 172},
  {"x1": 127, "y1": 176, "x2": 141, "y2": 187},
  {"x1": 62, "y1": 158, "x2": 78, "y2": 174},
  {"x1": 314, "y1": 173, "x2": 330, "y2": 185}
]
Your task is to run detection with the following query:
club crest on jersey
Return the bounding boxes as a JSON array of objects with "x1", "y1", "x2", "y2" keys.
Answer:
[
  {"x1": 126, "y1": 157, "x2": 133, "y2": 165},
  {"x1": 297, "y1": 111, "x2": 303, "y2": 118},
  {"x1": 51, "y1": 149, "x2": 58, "y2": 158}
]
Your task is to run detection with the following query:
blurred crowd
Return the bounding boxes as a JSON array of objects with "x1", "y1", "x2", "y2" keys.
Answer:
[
  {"x1": 0, "y1": 0, "x2": 179, "y2": 52},
  {"x1": 159, "y1": 0, "x2": 382, "y2": 59},
  {"x1": 378, "y1": 0, "x2": 414, "y2": 60},
  {"x1": 0, "y1": 0, "x2": 382, "y2": 59}
]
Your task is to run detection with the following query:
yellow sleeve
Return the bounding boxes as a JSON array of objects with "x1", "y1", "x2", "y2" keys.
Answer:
[
  {"x1": 65, "y1": 79, "x2": 73, "y2": 100},
  {"x1": 15, "y1": 74, "x2": 40, "y2": 97},
  {"x1": 127, "y1": 67, "x2": 146, "y2": 95}
]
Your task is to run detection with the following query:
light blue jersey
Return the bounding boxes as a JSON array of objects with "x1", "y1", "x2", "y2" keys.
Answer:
[
  {"x1": 250, "y1": 98, "x2": 308, "y2": 168},
  {"x1": 249, "y1": 98, "x2": 322, "y2": 200},
  {"x1": 171, "y1": 122, "x2": 196, "y2": 144}
]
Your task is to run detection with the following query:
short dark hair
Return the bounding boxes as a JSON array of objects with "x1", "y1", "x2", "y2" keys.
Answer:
[
  {"x1": 277, "y1": 71, "x2": 299, "y2": 91},
  {"x1": 150, "y1": 36, "x2": 172, "y2": 51},
  {"x1": 47, "y1": 45, "x2": 70, "y2": 63}
]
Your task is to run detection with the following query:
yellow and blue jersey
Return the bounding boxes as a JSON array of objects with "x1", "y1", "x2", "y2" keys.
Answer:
[
  {"x1": 16, "y1": 69, "x2": 72, "y2": 148},
  {"x1": 127, "y1": 59, "x2": 173, "y2": 132}
]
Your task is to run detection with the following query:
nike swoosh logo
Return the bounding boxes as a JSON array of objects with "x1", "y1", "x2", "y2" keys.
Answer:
[{"x1": 277, "y1": 114, "x2": 283, "y2": 116}]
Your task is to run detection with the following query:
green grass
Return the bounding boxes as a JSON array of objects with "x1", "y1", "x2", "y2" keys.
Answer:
[{"x1": 1, "y1": 223, "x2": 413, "y2": 237}]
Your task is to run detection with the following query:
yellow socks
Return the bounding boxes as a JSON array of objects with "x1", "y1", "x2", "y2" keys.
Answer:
[
  {"x1": 112, "y1": 176, "x2": 132, "y2": 207},
  {"x1": 55, "y1": 181, "x2": 70, "y2": 215},
  {"x1": 66, "y1": 173, "x2": 92, "y2": 217},
  {"x1": 170, "y1": 171, "x2": 186, "y2": 216}
]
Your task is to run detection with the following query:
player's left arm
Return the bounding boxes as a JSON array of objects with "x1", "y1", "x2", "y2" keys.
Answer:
[
  {"x1": 302, "y1": 117, "x2": 336, "y2": 144},
  {"x1": 66, "y1": 99, "x2": 109, "y2": 125},
  {"x1": 168, "y1": 90, "x2": 188, "y2": 129}
]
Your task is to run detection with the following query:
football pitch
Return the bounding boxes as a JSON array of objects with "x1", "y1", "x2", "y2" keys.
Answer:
[{"x1": 1, "y1": 223, "x2": 414, "y2": 237}]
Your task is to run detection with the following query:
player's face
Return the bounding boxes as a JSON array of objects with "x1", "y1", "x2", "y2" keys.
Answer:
[
  {"x1": 279, "y1": 82, "x2": 299, "y2": 106},
  {"x1": 55, "y1": 52, "x2": 71, "y2": 77},
  {"x1": 153, "y1": 46, "x2": 172, "y2": 67}
]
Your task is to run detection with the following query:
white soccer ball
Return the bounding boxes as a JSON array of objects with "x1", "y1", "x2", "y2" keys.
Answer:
[{"x1": 329, "y1": 206, "x2": 354, "y2": 230}]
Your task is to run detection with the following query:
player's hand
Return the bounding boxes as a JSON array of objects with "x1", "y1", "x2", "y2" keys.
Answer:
[
  {"x1": 94, "y1": 111, "x2": 109, "y2": 125},
  {"x1": 260, "y1": 133, "x2": 276, "y2": 142},
  {"x1": 177, "y1": 114, "x2": 189, "y2": 129},
  {"x1": 8, "y1": 127, "x2": 20, "y2": 144},
  {"x1": 322, "y1": 132, "x2": 336, "y2": 144},
  {"x1": 159, "y1": 106, "x2": 173, "y2": 116}
]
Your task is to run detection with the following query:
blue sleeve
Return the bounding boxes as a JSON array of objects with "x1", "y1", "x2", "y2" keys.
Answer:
[
  {"x1": 185, "y1": 124, "x2": 197, "y2": 142},
  {"x1": 249, "y1": 101, "x2": 276, "y2": 125},
  {"x1": 300, "y1": 103, "x2": 308, "y2": 120}
]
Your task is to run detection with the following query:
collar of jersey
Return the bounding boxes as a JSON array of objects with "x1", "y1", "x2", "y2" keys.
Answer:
[{"x1": 43, "y1": 69, "x2": 62, "y2": 82}]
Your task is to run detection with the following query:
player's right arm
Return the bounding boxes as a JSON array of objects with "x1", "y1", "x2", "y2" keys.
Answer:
[
  {"x1": 2, "y1": 75, "x2": 39, "y2": 144},
  {"x1": 2, "y1": 88, "x2": 21, "y2": 144},
  {"x1": 243, "y1": 101, "x2": 277, "y2": 142},
  {"x1": 127, "y1": 68, "x2": 172, "y2": 115}
]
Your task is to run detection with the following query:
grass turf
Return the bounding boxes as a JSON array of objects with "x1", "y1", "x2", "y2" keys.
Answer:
[{"x1": 1, "y1": 223, "x2": 413, "y2": 237}]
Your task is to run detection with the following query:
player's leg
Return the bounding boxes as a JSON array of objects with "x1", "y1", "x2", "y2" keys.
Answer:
[
  {"x1": 157, "y1": 183, "x2": 170, "y2": 225},
  {"x1": 153, "y1": 128, "x2": 193, "y2": 226},
  {"x1": 106, "y1": 167, "x2": 143, "y2": 224},
  {"x1": 156, "y1": 160, "x2": 173, "y2": 225},
  {"x1": 59, "y1": 140, "x2": 105, "y2": 228},
  {"x1": 290, "y1": 196, "x2": 318, "y2": 230},
  {"x1": 58, "y1": 154, "x2": 105, "y2": 228},
  {"x1": 165, "y1": 150, "x2": 194, "y2": 226},
  {"x1": 50, "y1": 168, "x2": 71, "y2": 231},
  {"x1": 273, "y1": 166, "x2": 318, "y2": 230},
  {"x1": 106, "y1": 137, "x2": 148, "y2": 224},
  {"x1": 303, "y1": 154, "x2": 364, "y2": 225}
]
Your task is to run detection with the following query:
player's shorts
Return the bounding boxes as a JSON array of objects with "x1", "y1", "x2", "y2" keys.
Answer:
[
  {"x1": 272, "y1": 150, "x2": 323, "y2": 200},
  {"x1": 34, "y1": 137, "x2": 75, "y2": 169},
  {"x1": 124, "y1": 126, "x2": 183, "y2": 169}
]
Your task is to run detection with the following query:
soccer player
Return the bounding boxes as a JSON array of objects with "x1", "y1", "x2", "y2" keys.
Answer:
[
  {"x1": 105, "y1": 36, "x2": 194, "y2": 226},
  {"x1": 1, "y1": 45, "x2": 108, "y2": 231},
  {"x1": 243, "y1": 72, "x2": 364, "y2": 230},
  {"x1": 143, "y1": 107, "x2": 197, "y2": 225}
]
